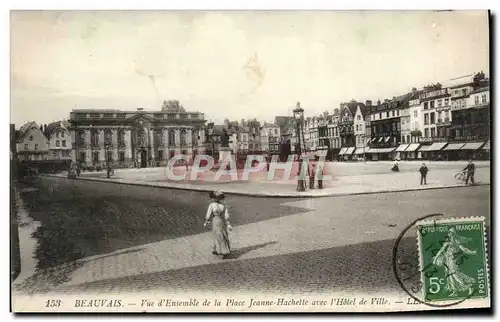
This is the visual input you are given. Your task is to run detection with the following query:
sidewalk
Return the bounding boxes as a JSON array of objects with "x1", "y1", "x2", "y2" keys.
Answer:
[{"x1": 48, "y1": 164, "x2": 490, "y2": 198}]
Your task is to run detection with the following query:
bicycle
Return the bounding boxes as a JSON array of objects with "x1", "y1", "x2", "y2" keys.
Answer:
[{"x1": 454, "y1": 170, "x2": 467, "y2": 183}]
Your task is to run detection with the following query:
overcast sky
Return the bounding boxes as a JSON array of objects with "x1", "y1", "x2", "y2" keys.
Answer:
[{"x1": 10, "y1": 10, "x2": 489, "y2": 126}]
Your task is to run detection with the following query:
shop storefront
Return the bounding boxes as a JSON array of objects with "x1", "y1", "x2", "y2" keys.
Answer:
[
  {"x1": 353, "y1": 147, "x2": 367, "y2": 161},
  {"x1": 403, "y1": 143, "x2": 421, "y2": 160},
  {"x1": 419, "y1": 142, "x2": 447, "y2": 160},
  {"x1": 443, "y1": 142, "x2": 466, "y2": 161},
  {"x1": 366, "y1": 147, "x2": 395, "y2": 161},
  {"x1": 394, "y1": 144, "x2": 409, "y2": 160},
  {"x1": 460, "y1": 142, "x2": 486, "y2": 160}
]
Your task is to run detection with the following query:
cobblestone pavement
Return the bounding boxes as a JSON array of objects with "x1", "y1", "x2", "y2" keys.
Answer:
[{"x1": 13, "y1": 179, "x2": 490, "y2": 296}]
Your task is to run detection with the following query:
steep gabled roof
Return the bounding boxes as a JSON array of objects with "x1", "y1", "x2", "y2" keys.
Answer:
[{"x1": 17, "y1": 121, "x2": 45, "y2": 142}]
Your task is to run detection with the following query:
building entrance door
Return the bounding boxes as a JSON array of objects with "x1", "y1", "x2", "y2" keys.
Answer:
[{"x1": 140, "y1": 149, "x2": 147, "y2": 168}]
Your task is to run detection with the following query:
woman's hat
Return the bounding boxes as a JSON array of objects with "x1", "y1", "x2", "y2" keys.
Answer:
[{"x1": 214, "y1": 190, "x2": 225, "y2": 200}]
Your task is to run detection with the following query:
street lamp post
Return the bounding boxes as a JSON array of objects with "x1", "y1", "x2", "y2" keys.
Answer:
[
  {"x1": 293, "y1": 101, "x2": 305, "y2": 192},
  {"x1": 105, "y1": 143, "x2": 111, "y2": 178}
]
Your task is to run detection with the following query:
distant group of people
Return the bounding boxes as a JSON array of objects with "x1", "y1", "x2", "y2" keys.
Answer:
[{"x1": 391, "y1": 159, "x2": 476, "y2": 186}]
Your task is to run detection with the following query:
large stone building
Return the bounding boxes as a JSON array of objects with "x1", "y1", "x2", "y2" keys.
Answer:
[{"x1": 69, "y1": 100, "x2": 206, "y2": 168}]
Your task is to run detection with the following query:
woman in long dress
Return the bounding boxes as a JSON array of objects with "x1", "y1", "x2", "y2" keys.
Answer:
[
  {"x1": 433, "y1": 227, "x2": 477, "y2": 296},
  {"x1": 204, "y1": 191, "x2": 232, "y2": 258}
]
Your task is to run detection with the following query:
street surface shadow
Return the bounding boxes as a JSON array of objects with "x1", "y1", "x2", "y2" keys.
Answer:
[
  {"x1": 22, "y1": 177, "x2": 310, "y2": 270},
  {"x1": 53, "y1": 237, "x2": 418, "y2": 295},
  {"x1": 226, "y1": 241, "x2": 278, "y2": 260},
  {"x1": 14, "y1": 247, "x2": 145, "y2": 294}
]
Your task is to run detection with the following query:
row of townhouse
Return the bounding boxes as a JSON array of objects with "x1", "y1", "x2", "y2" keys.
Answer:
[
  {"x1": 207, "y1": 118, "x2": 282, "y2": 158},
  {"x1": 293, "y1": 71, "x2": 490, "y2": 161},
  {"x1": 14, "y1": 121, "x2": 73, "y2": 161}
]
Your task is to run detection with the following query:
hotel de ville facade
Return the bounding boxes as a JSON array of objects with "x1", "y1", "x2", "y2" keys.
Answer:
[{"x1": 69, "y1": 100, "x2": 207, "y2": 168}]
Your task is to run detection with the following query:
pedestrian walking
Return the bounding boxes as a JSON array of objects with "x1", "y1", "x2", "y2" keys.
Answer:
[
  {"x1": 316, "y1": 158, "x2": 324, "y2": 189},
  {"x1": 204, "y1": 191, "x2": 232, "y2": 259},
  {"x1": 463, "y1": 159, "x2": 475, "y2": 185},
  {"x1": 309, "y1": 160, "x2": 316, "y2": 189},
  {"x1": 419, "y1": 163, "x2": 428, "y2": 185}
]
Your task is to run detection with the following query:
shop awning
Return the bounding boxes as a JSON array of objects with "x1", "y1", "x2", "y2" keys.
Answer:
[
  {"x1": 405, "y1": 143, "x2": 421, "y2": 152},
  {"x1": 421, "y1": 142, "x2": 447, "y2": 152},
  {"x1": 370, "y1": 138, "x2": 377, "y2": 143},
  {"x1": 354, "y1": 148, "x2": 367, "y2": 155},
  {"x1": 338, "y1": 147, "x2": 348, "y2": 155},
  {"x1": 460, "y1": 142, "x2": 484, "y2": 151},
  {"x1": 345, "y1": 147, "x2": 355, "y2": 155},
  {"x1": 366, "y1": 147, "x2": 395, "y2": 154},
  {"x1": 444, "y1": 143, "x2": 466, "y2": 151},
  {"x1": 377, "y1": 137, "x2": 384, "y2": 143},
  {"x1": 395, "y1": 144, "x2": 409, "y2": 152},
  {"x1": 482, "y1": 141, "x2": 490, "y2": 150},
  {"x1": 384, "y1": 136, "x2": 391, "y2": 143}
]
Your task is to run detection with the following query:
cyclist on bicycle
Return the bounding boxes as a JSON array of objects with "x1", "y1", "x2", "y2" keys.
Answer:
[{"x1": 462, "y1": 159, "x2": 475, "y2": 185}]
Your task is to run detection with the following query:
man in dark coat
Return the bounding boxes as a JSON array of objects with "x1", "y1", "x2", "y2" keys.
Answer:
[
  {"x1": 419, "y1": 163, "x2": 428, "y2": 185},
  {"x1": 463, "y1": 159, "x2": 475, "y2": 185}
]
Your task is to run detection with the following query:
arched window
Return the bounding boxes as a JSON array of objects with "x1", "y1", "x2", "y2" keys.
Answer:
[
  {"x1": 91, "y1": 129, "x2": 99, "y2": 146},
  {"x1": 104, "y1": 129, "x2": 113, "y2": 145},
  {"x1": 118, "y1": 129, "x2": 125, "y2": 146},
  {"x1": 155, "y1": 129, "x2": 164, "y2": 146},
  {"x1": 180, "y1": 129, "x2": 187, "y2": 146},
  {"x1": 168, "y1": 130, "x2": 175, "y2": 146}
]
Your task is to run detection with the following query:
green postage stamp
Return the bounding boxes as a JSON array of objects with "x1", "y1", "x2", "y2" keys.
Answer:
[{"x1": 416, "y1": 216, "x2": 489, "y2": 303}]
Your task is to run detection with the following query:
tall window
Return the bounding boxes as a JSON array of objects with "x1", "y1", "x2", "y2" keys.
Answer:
[
  {"x1": 482, "y1": 94, "x2": 487, "y2": 103},
  {"x1": 104, "y1": 129, "x2": 113, "y2": 145},
  {"x1": 78, "y1": 130, "x2": 85, "y2": 146},
  {"x1": 158, "y1": 150, "x2": 163, "y2": 160},
  {"x1": 424, "y1": 102, "x2": 428, "y2": 110},
  {"x1": 107, "y1": 151, "x2": 113, "y2": 162},
  {"x1": 155, "y1": 129, "x2": 164, "y2": 146},
  {"x1": 24, "y1": 144, "x2": 28, "y2": 150},
  {"x1": 56, "y1": 140, "x2": 60, "y2": 147},
  {"x1": 414, "y1": 110, "x2": 418, "y2": 118},
  {"x1": 91, "y1": 129, "x2": 99, "y2": 146},
  {"x1": 168, "y1": 130, "x2": 175, "y2": 146},
  {"x1": 119, "y1": 152, "x2": 125, "y2": 163},
  {"x1": 80, "y1": 152, "x2": 86, "y2": 162},
  {"x1": 475, "y1": 95, "x2": 479, "y2": 104},
  {"x1": 386, "y1": 112, "x2": 389, "y2": 118},
  {"x1": 424, "y1": 128, "x2": 429, "y2": 138},
  {"x1": 431, "y1": 128, "x2": 436, "y2": 138},
  {"x1": 430, "y1": 101, "x2": 435, "y2": 109},
  {"x1": 180, "y1": 129, "x2": 187, "y2": 146},
  {"x1": 62, "y1": 140, "x2": 66, "y2": 147},
  {"x1": 424, "y1": 113, "x2": 429, "y2": 125},
  {"x1": 430, "y1": 113, "x2": 435, "y2": 125},
  {"x1": 118, "y1": 130, "x2": 125, "y2": 146},
  {"x1": 35, "y1": 144, "x2": 39, "y2": 150},
  {"x1": 444, "y1": 98, "x2": 449, "y2": 106},
  {"x1": 392, "y1": 111, "x2": 395, "y2": 117},
  {"x1": 437, "y1": 99, "x2": 442, "y2": 108}
]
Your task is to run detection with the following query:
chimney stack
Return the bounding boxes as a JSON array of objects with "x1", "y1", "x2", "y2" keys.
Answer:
[{"x1": 365, "y1": 100, "x2": 372, "y2": 107}]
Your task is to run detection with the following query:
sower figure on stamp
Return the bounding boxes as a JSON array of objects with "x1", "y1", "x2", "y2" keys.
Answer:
[
  {"x1": 419, "y1": 163, "x2": 428, "y2": 185},
  {"x1": 204, "y1": 191, "x2": 232, "y2": 259},
  {"x1": 463, "y1": 159, "x2": 475, "y2": 185},
  {"x1": 432, "y1": 227, "x2": 477, "y2": 296}
]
